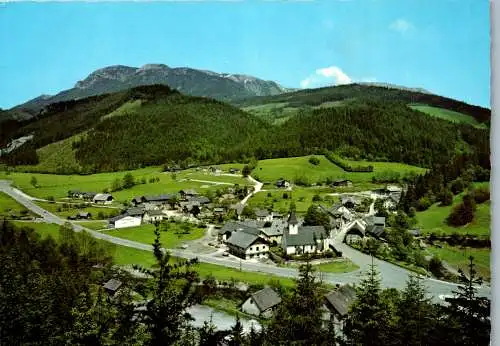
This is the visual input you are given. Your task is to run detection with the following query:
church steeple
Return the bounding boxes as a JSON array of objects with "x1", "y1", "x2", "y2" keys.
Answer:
[{"x1": 287, "y1": 211, "x2": 299, "y2": 235}]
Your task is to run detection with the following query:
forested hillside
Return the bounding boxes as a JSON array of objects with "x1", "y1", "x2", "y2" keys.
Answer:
[
  {"x1": 0, "y1": 84, "x2": 490, "y2": 173},
  {"x1": 235, "y1": 84, "x2": 491, "y2": 125}
]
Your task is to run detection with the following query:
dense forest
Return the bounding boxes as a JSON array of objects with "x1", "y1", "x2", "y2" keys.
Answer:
[
  {"x1": 0, "y1": 221, "x2": 491, "y2": 345},
  {"x1": 0, "y1": 84, "x2": 490, "y2": 173}
]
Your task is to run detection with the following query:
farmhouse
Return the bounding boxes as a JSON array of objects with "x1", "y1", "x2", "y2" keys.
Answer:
[
  {"x1": 364, "y1": 215, "x2": 386, "y2": 238},
  {"x1": 275, "y1": 179, "x2": 290, "y2": 189},
  {"x1": 108, "y1": 214, "x2": 142, "y2": 229},
  {"x1": 226, "y1": 231, "x2": 269, "y2": 260},
  {"x1": 281, "y1": 212, "x2": 330, "y2": 256},
  {"x1": 93, "y1": 193, "x2": 113, "y2": 205},
  {"x1": 143, "y1": 210, "x2": 166, "y2": 223},
  {"x1": 241, "y1": 287, "x2": 282, "y2": 318},
  {"x1": 331, "y1": 179, "x2": 353, "y2": 188},
  {"x1": 323, "y1": 284, "x2": 357, "y2": 331},
  {"x1": 255, "y1": 209, "x2": 272, "y2": 222}
]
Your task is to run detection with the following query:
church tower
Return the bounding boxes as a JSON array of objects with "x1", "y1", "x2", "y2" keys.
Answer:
[{"x1": 287, "y1": 211, "x2": 299, "y2": 235}]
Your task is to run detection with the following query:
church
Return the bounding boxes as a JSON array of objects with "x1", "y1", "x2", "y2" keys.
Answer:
[{"x1": 281, "y1": 211, "x2": 331, "y2": 256}]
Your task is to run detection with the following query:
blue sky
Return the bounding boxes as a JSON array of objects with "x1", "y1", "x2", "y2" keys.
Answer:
[{"x1": 0, "y1": 0, "x2": 490, "y2": 108}]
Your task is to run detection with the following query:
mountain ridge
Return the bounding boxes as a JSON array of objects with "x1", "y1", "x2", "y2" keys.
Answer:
[{"x1": 9, "y1": 64, "x2": 294, "y2": 118}]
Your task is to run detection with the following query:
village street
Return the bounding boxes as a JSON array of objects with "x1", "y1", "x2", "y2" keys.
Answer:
[{"x1": 0, "y1": 179, "x2": 491, "y2": 303}]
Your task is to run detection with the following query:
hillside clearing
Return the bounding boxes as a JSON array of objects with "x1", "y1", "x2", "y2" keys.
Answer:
[{"x1": 409, "y1": 104, "x2": 488, "y2": 128}]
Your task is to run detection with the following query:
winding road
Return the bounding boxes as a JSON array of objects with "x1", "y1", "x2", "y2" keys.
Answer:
[{"x1": 0, "y1": 179, "x2": 491, "y2": 303}]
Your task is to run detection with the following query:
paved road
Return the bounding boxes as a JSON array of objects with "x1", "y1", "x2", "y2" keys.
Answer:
[{"x1": 0, "y1": 180, "x2": 491, "y2": 302}]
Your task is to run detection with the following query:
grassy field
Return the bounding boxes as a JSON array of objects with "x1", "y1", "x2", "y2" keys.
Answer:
[
  {"x1": 242, "y1": 102, "x2": 300, "y2": 124},
  {"x1": 35, "y1": 201, "x2": 120, "y2": 220},
  {"x1": 0, "y1": 192, "x2": 34, "y2": 217},
  {"x1": 247, "y1": 187, "x2": 341, "y2": 214},
  {"x1": 178, "y1": 170, "x2": 248, "y2": 185},
  {"x1": 103, "y1": 223, "x2": 206, "y2": 248},
  {"x1": 415, "y1": 186, "x2": 490, "y2": 237},
  {"x1": 252, "y1": 155, "x2": 426, "y2": 185},
  {"x1": 426, "y1": 245, "x2": 490, "y2": 281},
  {"x1": 12, "y1": 221, "x2": 62, "y2": 239},
  {"x1": 409, "y1": 104, "x2": 488, "y2": 129},
  {"x1": 313, "y1": 260, "x2": 359, "y2": 273},
  {"x1": 0, "y1": 167, "x2": 243, "y2": 203}
]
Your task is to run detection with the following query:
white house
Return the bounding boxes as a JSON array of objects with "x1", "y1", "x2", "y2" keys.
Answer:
[
  {"x1": 108, "y1": 214, "x2": 142, "y2": 229},
  {"x1": 226, "y1": 231, "x2": 269, "y2": 260},
  {"x1": 281, "y1": 212, "x2": 330, "y2": 256},
  {"x1": 93, "y1": 193, "x2": 113, "y2": 205},
  {"x1": 241, "y1": 287, "x2": 282, "y2": 318},
  {"x1": 143, "y1": 210, "x2": 166, "y2": 224}
]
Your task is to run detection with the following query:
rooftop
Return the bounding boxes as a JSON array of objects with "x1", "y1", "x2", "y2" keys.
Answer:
[
  {"x1": 251, "y1": 287, "x2": 282, "y2": 312},
  {"x1": 226, "y1": 231, "x2": 263, "y2": 249},
  {"x1": 324, "y1": 284, "x2": 357, "y2": 316}
]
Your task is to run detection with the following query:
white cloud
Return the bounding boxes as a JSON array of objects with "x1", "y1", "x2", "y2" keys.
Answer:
[
  {"x1": 389, "y1": 18, "x2": 414, "y2": 33},
  {"x1": 300, "y1": 66, "x2": 352, "y2": 88}
]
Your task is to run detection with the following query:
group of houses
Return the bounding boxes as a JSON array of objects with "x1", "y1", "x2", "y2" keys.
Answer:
[
  {"x1": 216, "y1": 210, "x2": 334, "y2": 260},
  {"x1": 68, "y1": 190, "x2": 114, "y2": 205},
  {"x1": 108, "y1": 189, "x2": 217, "y2": 229},
  {"x1": 241, "y1": 284, "x2": 356, "y2": 333}
]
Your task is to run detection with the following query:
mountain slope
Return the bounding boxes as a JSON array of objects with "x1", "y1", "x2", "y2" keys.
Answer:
[
  {"x1": 8, "y1": 64, "x2": 292, "y2": 118},
  {"x1": 1, "y1": 84, "x2": 489, "y2": 173}
]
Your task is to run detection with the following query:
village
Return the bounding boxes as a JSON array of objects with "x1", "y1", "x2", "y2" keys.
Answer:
[{"x1": 60, "y1": 168, "x2": 409, "y2": 325}]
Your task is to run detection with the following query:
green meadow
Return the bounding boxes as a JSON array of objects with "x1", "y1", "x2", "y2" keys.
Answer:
[
  {"x1": 252, "y1": 155, "x2": 426, "y2": 185},
  {"x1": 415, "y1": 184, "x2": 490, "y2": 237},
  {"x1": 102, "y1": 223, "x2": 206, "y2": 248},
  {"x1": 426, "y1": 245, "x2": 490, "y2": 281},
  {"x1": 247, "y1": 187, "x2": 341, "y2": 215},
  {"x1": 0, "y1": 166, "x2": 244, "y2": 203}
]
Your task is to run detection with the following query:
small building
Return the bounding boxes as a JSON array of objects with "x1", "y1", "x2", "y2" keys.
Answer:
[
  {"x1": 82, "y1": 192, "x2": 97, "y2": 201},
  {"x1": 229, "y1": 168, "x2": 241, "y2": 174},
  {"x1": 241, "y1": 287, "x2": 282, "y2": 318},
  {"x1": 229, "y1": 203, "x2": 245, "y2": 220},
  {"x1": 365, "y1": 216, "x2": 386, "y2": 238},
  {"x1": 93, "y1": 193, "x2": 113, "y2": 205},
  {"x1": 141, "y1": 194, "x2": 178, "y2": 210},
  {"x1": 125, "y1": 207, "x2": 146, "y2": 217},
  {"x1": 331, "y1": 179, "x2": 353, "y2": 188},
  {"x1": 226, "y1": 231, "x2": 269, "y2": 260},
  {"x1": 143, "y1": 210, "x2": 166, "y2": 224},
  {"x1": 259, "y1": 219, "x2": 286, "y2": 244},
  {"x1": 275, "y1": 179, "x2": 290, "y2": 189},
  {"x1": 324, "y1": 285, "x2": 357, "y2": 332},
  {"x1": 386, "y1": 185, "x2": 403, "y2": 194},
  {"x1": 108, "y1": 214, "x2": 142, "y2": 229},
  {"x1": 103, "y1": 279, "x2": 123, "y2": 296},
  {"x1": 209, "y1": 166, "x2": 222, "y2": 175},
  {"x1": 340, "y1": 196, "x2": 359, "y2": 209},
  {"x1": 179, "y1": 189, "x2": 199, "y2": 201},
  {"x1": 213, "y1": 207, "x2": 225, "y2": 215},
  {"x1": 76, "y1": 211, "x2": 92, "y2": 220},
  {"x1": 255, "y1": 209, "x2": 272, "y2": 222}
]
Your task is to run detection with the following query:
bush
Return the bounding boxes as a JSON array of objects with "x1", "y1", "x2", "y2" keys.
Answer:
[
  {"x1": 312, "y1": 194, "x2": 322, "y2": 202},
  {"x1": 473, "y1": 187, "x2": 490, "y2": 204},
  {"x1": 308, "y1": 156, "x2": 320, "y2": 165},
  {"x1": 429, "y1": 256, "x2": 444, "y2": 278},
  {"x1": 417, "y1": 196, "x2": 433, "y2": 211},
  {"x1": 446, "y1": 194, "x2": 476, "y2": 226},
  {"x1": 282, "y1": 192, "x2": 289, "y2": 199}
]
